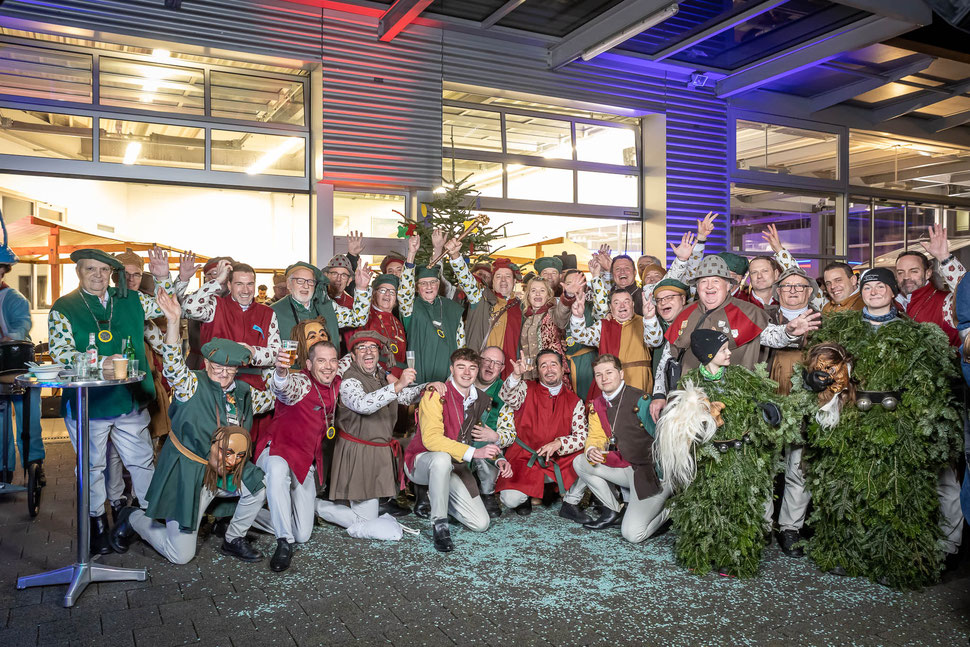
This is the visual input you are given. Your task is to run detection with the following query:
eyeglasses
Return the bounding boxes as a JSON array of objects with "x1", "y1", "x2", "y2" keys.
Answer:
[
  {"x1": 376, "y1": 287, "x2": 397, "y2": 296},
  {"x1": 655, "y1": 294, "x2": 682, "y2": 305},
  {"x1": 327, "y1": 270, "x2": 351, "y2": 280},
  {"x1": 480, "y1": 358, "x2": 503, "y2": 368},
  {"x1": 125, "y1": 271, "x2": 143, "y2": 280},
  {"x1": 778, "y1": 284, "x2": 810, "y2": 292},
  {"x1": 355, "y1": 343, "x2": 379, "y2": 353},
  {"x1": 209, "y1": 365, "x2": 238, "y2": 376},
  {"x1": 417, "y1": 280, "x2": 439, "y2": 288},
  {"x1": 290, "y1": 277, "x2": 316, "y2": 287}
]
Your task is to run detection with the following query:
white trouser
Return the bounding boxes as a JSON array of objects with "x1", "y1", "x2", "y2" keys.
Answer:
[
  {"x1": 499, "y1": 475, "x2": 585, "y2": 509},
  {"x1": 315, "y1": 498, "x2": 404, "y2": 541},
  {"x1": 779, "y1": 445, "x2": 811, "y2": 532},
  {"x1": 939, "y1": 466, "x2": 964, "y2": 554},
  {"x1": 66, "y1": 407, "x2": 154, "y2": 517},
  {"x1": 472, "y1": 458, "x2": 499, "y2": 495},
  {"x1": 252, "y1": 450, "x2": 317, "y2": 544},
  {"x1": 104, "y1": 440, "x2": 126, "y2": 505},
  {"x1": 573, "y1": 457, "x2": 671, "y2": 543},
  {"x1": 128, "y1": 481, "x2": 265, "y2": 565},
  {"x1": 406, "y1": 451, "x2": 489, "y2": 532}
]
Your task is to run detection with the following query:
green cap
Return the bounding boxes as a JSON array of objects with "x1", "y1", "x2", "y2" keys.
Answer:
[
  {"x1": 534, "y1": 257, "x2": 563, "y2": 274},
  {"x1": 717, "y1": 252, "x2": 749, "y2": 276},
  {"x1": 653, "y1": 277, "x2": 688, "y2": 296},
  {"x1": 415, "y1": 266, "x2": 440, "y2": 281},
  {"x1": 374, "y1": 273, "x2": 399, "y2": 290},
  {"x1": 70, "y1": 248, "x2": 124, "y2": 271},
  {"x1": 200, "y1": 337, "x2": 252, "y2": 367}
]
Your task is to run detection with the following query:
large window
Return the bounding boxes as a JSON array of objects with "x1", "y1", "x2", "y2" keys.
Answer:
[
  {"x1": 442, "y1": 92, "x2": 641, "y2": 211},
  {"x1": 849, "y1": 130, "x2": 970, "y2": 199},
  {"x1": 736, "y1": 119, "x2": 839, "y2": 180},
  {"x1": 848, "y1": 196, "x2": 970, "y2": 267}
]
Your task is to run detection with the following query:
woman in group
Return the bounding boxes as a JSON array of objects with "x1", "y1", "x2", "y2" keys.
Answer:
[{"x1": 518, "y1": 277, "x2": 569, "y2": 381}]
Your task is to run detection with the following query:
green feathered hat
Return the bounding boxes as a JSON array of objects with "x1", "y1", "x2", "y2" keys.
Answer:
[{"x1": 201, "y1": 337, "x2": 252, "y2": 367}]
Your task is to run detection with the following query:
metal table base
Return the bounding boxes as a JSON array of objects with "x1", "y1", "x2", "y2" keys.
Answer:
[{"x1": 15, "y1": 372, "x2": 148, "y2": 607}]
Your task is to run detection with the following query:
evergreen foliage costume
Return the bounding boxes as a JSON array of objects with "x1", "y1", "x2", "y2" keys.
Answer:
[
  {"x1": 798, "y1": 310, "x2": 962, "y2": 589},
  {"x1": 658, "y1": 361, "x2": 799, "y2": 577}
]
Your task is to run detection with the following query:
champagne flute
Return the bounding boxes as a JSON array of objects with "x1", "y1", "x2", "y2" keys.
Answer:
[{"x1": 406, "y1": 350, "x2": 416, "y2": 370}]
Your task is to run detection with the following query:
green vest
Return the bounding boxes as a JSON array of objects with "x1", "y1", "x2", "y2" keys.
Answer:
[
  {"x1": 144, "y1": 372, "x2": 264, "y2": 531},
  {"x1": 271, "y1": 294, "x2": 339, "y2": 344},
  {"x1": 50, "y1": 288, "x2": 154, "y2": 419},
  {"x1": 404, "y1": 296, "x2": 463, "y2": 383},
  {"x1": 566, "y1": 301, "x2": 597, "y2": 399},
  {"x1": 481, "y1": 378, "x2": 504, "y2": 432}
]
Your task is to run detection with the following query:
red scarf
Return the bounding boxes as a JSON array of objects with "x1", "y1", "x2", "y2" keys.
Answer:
[
  {"x1": 495, "y1": 296, "x2": 523, "y2": 380},
  {"x1": 903, "y1": 282, "x2": 959, "y2": 346}
]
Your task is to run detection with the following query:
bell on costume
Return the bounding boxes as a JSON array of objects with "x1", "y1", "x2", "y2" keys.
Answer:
[{"x1": 856, "y1": 396, "x2": 873, "y2": 412}]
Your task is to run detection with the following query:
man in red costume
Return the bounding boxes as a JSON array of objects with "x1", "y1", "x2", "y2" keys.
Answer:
[
  {"x1": 253, "y1": 339, "x2": 340, "y2": 572},
  {"x1": 495, "y1": 348, "x2": 592, "y2": 523},
  {"x1": 894, "y1": 224, "x2": 964, "y2": 347}
]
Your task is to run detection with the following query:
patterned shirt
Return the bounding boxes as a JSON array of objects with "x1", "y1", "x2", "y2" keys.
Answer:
[
  {"x1": 48, "y1": 277, "x2": 175, "y2": 366},
  {"x1": 339, "y1": 370, "x2": 424, "y2": 414},
  {"x1": 569, "y1": 314, "x2": 664, "y2": 348},
  {"x1": 399, "y1": 263, "x2": 466, "y2": 348},
  {"x1": 181, "y1": 279, "x2": 283, "y2": 366},
  {"x1": 159, "y1": 341, "x2": 274, "y2": 414},
  {"x1": 895, "y1": 256, "x2": 966, "y2": 325},
  {"x1": 496, "y1": 375, "x2": 588, "y2": 455}
]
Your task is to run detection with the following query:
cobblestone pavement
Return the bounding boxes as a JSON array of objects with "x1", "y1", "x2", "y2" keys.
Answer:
[{"x1": 1, "y1": 442, "x2": 968, "y2": 647}]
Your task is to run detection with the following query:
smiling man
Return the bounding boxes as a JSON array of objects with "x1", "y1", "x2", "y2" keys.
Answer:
[
  {"x1": 252, "y1": 340, "x2": 341, "y2": 571},
  {"x1": 821, "y1": 262, "x2": 862, "y2": 314},
  {"x1": 271, "y1": 261, "x2": 371, "y2": 357},
  {"x1": 404, "y1": 348, "x2": 501, "y2": 552},
  {"x1": 110, "y1": 289, "x2": 275, "y2": 564}
]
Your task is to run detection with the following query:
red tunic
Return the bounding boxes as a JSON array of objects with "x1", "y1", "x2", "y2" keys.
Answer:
[
  {"x1": 255, "y1": 372, "x2": 340, "y2": 485},
  {"x1": 363, "y1": 307, "x2": 406, "y2": 377},
  {"x1": 495, "y1": 382, "x2": 581, "y2": 498},
  {"x1": 900, "y1": 282, "x2": 959, "y2": 346},
  {"x1": 199, "y1": 296, "x2": 275, "y2": 390}
]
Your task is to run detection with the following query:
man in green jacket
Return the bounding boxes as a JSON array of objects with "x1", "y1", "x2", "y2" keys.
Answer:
[
  {"x1": 48, "y1": 246, "x2": 175, "y2": 554},
  {"x1": 109, "y1": 290, "x2": 274, "y2": 564}
]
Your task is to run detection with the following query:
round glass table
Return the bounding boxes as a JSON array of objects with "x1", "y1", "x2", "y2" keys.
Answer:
[{"x1": 15, "y1": 369, "x2": 149, "y2": 607}]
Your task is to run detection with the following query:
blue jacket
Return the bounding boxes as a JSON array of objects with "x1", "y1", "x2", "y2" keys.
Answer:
[{"x1": 0, "y1": 284, "x2": 31, "y2": 341}]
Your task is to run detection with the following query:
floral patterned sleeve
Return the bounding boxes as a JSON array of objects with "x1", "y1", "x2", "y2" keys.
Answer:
[
  {"x1": 591, "y1": 276, "x2": 610, "y2": 317},
  {"x1": 337, "y1": 354, "x2": 353, "y2": 377},
  {"x1": 448, "y1": 256, "x2": 483, "y2": 305},
  {"x1": 160, "y1": 342, "x2": 198, "y2": 402},
  {"x1": 181, "y1": 280, "x2": 222, "y2": 322},
  {"x1": 340, "y1": 377, "x2": 398, "y2": 415},
  {"x1": 271, "y1": 371, "x2": 311, "y2": 406},
  {"x1": 496, "y1": 403, "x2": 516, "y2": 447},
  {"x1": 774, "y1": 247, "x2": 799, "y2": 272},
  {"x1": 498, "y1": 375, "x2": 528, "y2": 411},
  {"x1": 557, "y1": 399, "x2": 588, "y2": 455},
  {"x1": 48, "y1": 310, "x2": 83, "y2": 366},
  {"x1": 570, "y1": 315, "x2": 601, "y2": 346},
  {"x1": 400, "y1": 264, "x2": 415, "y2": 318},
  {"x1": 940, "y1": 256, "x2": 966, "y2": 325},
  {"x1": 642, "y1": 316, "x2": 664, "y2": 347},
  {"x1": 138, "y1": 276, "x2": 176, "y2": 319},
  {"x1": 760, "y1": 324, "x2": 797, "y2": 349},
  {"x1": 335, "y1": 287, "x2": 372, "y2": 327}
]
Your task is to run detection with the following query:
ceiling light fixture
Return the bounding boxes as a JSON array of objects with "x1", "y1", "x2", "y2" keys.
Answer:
[
  {"x1": 123, "y1": 142, "x2": 142, "y2": 165},
  {"x1": 247, "y1": 137, "x2": 302, "y2": 175},
  {"x1": 580, "y1": 3, "x2": 679, "y2": 61}
]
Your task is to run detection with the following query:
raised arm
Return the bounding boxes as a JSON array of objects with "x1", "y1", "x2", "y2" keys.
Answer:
[
  {"x1": 181, "y1": 259, "x2": 230, "y2": 322},
  {"x1": 445, "y1": 238, "x2": 483, "y2": 305},
  {"x1": 156, "y1": 287, "x2": 198, "y2": 401}
]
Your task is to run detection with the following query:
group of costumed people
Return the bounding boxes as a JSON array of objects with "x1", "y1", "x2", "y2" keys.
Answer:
[{"x1": 7, "y1": 211, "x2": 963, "y2": 589}]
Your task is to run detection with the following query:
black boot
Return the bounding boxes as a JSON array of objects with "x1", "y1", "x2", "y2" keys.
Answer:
[
  {"x1": 90, "y1": 513, "x2": 113, "y2": 555},
  {"x1": 514, "y1": 498, "x2": 533, "y2": 516},
  {"x1": 110, "y1": 497, "x2": 128, "y2": 524},
  {"x1": 379, "y1": 497, "x2": 412, "y2": 517},
  {"x1": 108, "y1": 506, "x2": 137, "y2": 554},
  {"x1": 220, "y1": 536, "x2": 263, "y2": 562},
  {"x1": 559, "y1": 502, "x2": 593, "y2": 524},
  {"x1": 777, "y1": 529, "x2": 804, "y2": 558},
  {"x1": 432, "y1": 519, "x2": 454, "y2": 553},
  {"x1": 583, "y1": 506, "x2": 623, "y2": 530},
  {"x1": 212, "y1": 517, "x2": 230, "y2": 538},
  {"x1": 413, "y1": 485, "x2": 431, "y2": 519},
  {"x1": 270, "y1": 538, "x2": 294, "y2": 572},
  {"x1": 481, "y1": 493, "x2": 502, "y2": 519}
]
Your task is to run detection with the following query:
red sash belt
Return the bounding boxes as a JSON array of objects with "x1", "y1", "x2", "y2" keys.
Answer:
[{"x1": 337, "y1": 430, "x2": 405, "y2": 490}]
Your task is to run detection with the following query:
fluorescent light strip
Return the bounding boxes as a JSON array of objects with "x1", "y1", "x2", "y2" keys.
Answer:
[
  {"x1": 247, "y1": 137, "x2": 302, "y2": 175},
  {"x1": 123, "y1": 142, "x2": 142, "y2": 165},
  {"x1": 581, "y1": 4, "x2": 679, "y2": 62}
]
